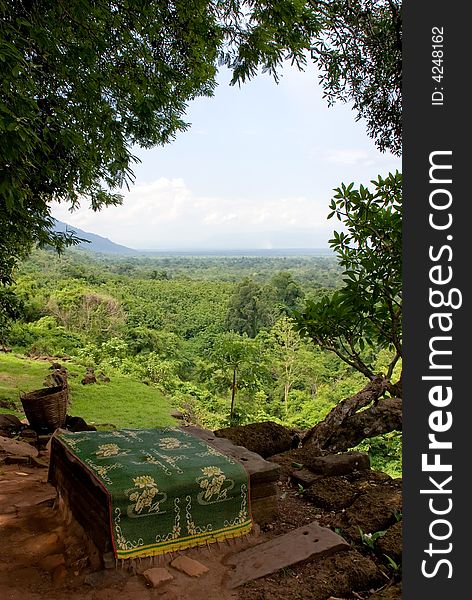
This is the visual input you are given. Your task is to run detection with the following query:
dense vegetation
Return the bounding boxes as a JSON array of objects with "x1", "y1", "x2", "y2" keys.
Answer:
[{"x1": 0, "y1": 248, "x2": 401, "y2": 476}]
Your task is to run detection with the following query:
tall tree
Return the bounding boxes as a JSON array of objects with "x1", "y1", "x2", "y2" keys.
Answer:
[
  {"x1": 294, "y1": 171, "x2": 402, "y2": 453},
  {"x1": 210, "y1": 332, "x2": 262, "y2": 419},
  {"x1": 225, "y1": 278, "x2": 272, "y2": 338}
]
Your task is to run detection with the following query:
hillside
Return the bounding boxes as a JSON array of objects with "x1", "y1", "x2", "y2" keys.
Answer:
[{"x1": 53, "y1": 220, "x2": 137, "y2": 255}]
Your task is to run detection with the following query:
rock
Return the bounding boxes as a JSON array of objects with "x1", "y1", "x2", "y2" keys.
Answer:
[
  {"x1": 170, "y1": 556, "x2": 209, "y2": 577},
  {"x1": 170, "y1": 410, "x2": 184, "y2": 420},
  {"x1": 225, "y1": 522, "x2": 349, "y2": 589},
  {"x1": 214, "y1": 421, "x2": 293, "y2": 458},
  {"x1": 304, "y1": 452, "x2": 371, "y2": 476},
  {"x1": 304, "y1": 476, "x2": 361, "y2": 510},
  {"x1": 377, "y1": 520, "x2": 402, "y2": 562},
  {"x1": 339, "y1": 485, "x2": 403, "y2": 540},
  {"x1": 0, "y1": 435, "x2": 39, "y2": 458},
  {"x1": 143, "y1": 567, "x2": 174, "y2": 587},
  {"x1": 38, "y1": 553, "x2": 66, "y2": 572},
  {"x1": 65, "y1": 415, "x2": 97, "y2": 432},
  {"x1": 290, "y1": 468, "x2": 321, "y2": 489},
  {"x1": 0, "y1": 413, "x2": 22, "y2": 432},
  {"x1": 18, "y1": 428, "x2": 38, "y2": 441},
  {"x1": 98, "y1": 372, "x2": 110, "y2": 383}
]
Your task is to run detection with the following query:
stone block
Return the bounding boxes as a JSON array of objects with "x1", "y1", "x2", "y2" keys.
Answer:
[
  {"x1": 170, "y1": 556, "x2": 209, "y2": 577},
  {"x1": 305, "y1": 452, "x2": 370, "y2": 476},
  {"x1": 0, "y1": 435, "x2": 38, "y2": 458},
  {"x1": 143, "y1": 567, "x2": 174, "y2": 588}
]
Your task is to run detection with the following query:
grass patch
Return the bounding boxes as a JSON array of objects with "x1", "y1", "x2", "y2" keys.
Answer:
[{"x1": 0, "y1": 353, "x2": 174, "y2": 429}]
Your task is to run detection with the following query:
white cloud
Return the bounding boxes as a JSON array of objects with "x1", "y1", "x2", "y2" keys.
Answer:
[{"x1": 51, "y1": 178, "x2": 332, "y2": 249}]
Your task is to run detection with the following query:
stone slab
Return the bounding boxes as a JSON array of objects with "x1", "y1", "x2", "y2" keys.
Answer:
[
  {"x1": 143, "y1": 567, "x2": 174, "y2": 587},
  {"x1": 290, "y1": 468, "x2": 322, "y2": 488},
  {"x1": 182, "y1": 427, "x2": 280, "y2": 484},
  {"x1": 305, "y1": 452, "x2": 370, "y2": 476},
  {"x1": 225, "y1": 522, "x2": 349, "y2": 589},
  {"x1": 0, "y1": 435, "x2": 38, "y2": 458},
  {"x1": 170, "y1": 555, "x2": 209, "y2": 577}
]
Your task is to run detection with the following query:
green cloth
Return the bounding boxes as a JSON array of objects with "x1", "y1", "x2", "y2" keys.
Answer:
[{"x1": 57, "y1": 427, "x2": 252, "y2": 559}]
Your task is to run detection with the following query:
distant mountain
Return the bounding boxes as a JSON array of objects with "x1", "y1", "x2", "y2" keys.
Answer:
[{"x1": 52, "y1": 220, "x2": 137, "y2": 255}]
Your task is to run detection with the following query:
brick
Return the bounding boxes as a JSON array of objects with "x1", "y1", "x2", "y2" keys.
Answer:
[
  {"x1": 143, "y1": 567, "x2": 174, "y2": 588},
  {"x1": 170, "y1": 556, "x2": 209, "y2": 577},
  {"x1": 225, "y1": 522, "x2": 349, "y2": 589}
]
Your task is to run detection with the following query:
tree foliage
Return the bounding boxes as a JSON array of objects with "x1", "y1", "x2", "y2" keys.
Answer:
[
  {"x1": 1, "y1": 0, "x2": 220, "y2": 281},
  {"x1": 221, "y1": 0, "x2": 402, "y2": 155},
  {"x1": 294, "y1": 171, "x2": 402, "y2": 386},
  {"x1": 308, "y1": 0, "x2": 402, "y2": 155}
]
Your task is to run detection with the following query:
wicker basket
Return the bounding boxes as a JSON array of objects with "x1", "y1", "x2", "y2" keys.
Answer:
[{"x1": 20, "y1": 386, "x2": 68, "y2": 432}]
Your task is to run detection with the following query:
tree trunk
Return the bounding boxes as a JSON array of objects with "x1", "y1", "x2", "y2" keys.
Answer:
[
  {"x1": 230, "y1": 368, "x2": 237, "y2": 420},
  {"x1": 284, "y1": 382, "x2": 290, "y2": 414},
  {"x1": 302, "y1": 374, "x2": 401, "y2": 454}
]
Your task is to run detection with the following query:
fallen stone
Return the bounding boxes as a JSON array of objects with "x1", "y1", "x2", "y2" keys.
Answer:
[
  {"x1": 339, "y1": 485, "x2": 402, "y2": 540},
  {"x1": 0, "y1": 435, "x2": 39, "y2": 458},
  {"x1": 304, "y1": 452, "x2": 370, "y2": 476},
  {"x1": 143, "y1": 567, "x2": 174, "y2": 588},
  {"x1": 81, "y1": 373, "x2": 97, "y2": 385},
  {"x1": 377, "y1": 520, "x2": 402, "y2": 562},
  {"x1": 170, "y1": 556, "x2": 209, "y2": 577},
  {"x1": 0, "y1": 413, "x2": 22, "y2": 432},
  {"x1": 214, "y1": 421, "x2": 293, "y2": 458},
  {"x1": 225, "y1": 522, "x2": 349, "y2": 589},
  {"x1": 38, "y1": 553, "x2": 66, "y2": 572},
  {"x1": 19, "y1": 428, "x2": 38, "y2": 440},
  {"x1": 65, "y1": 415, "x2": 97, "y2": 432},
  {"x1": 290, "y1": 468, "x2": 321, "y2": 488},
  {"x1": 304, "y1": 476, "x2": 361, "y2": 510}
]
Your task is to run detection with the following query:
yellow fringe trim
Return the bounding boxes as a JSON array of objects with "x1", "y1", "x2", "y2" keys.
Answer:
[{"x1": 115, "y1": 520, "x2": 253, "y2": 560}]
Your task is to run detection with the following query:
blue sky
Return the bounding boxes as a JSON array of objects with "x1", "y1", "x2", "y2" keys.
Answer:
[{"x1": 52, "y1": 63, "x2": 401, "y2": 250}]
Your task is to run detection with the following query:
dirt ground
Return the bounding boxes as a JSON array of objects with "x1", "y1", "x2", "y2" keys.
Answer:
[{"x1": 0, "y1": 447, "x2": 402, "y2": 600}]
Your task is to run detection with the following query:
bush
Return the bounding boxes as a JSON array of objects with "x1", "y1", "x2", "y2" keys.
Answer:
[{"x1": 9, "y1": 317, "x2": 84, "y2": 355}]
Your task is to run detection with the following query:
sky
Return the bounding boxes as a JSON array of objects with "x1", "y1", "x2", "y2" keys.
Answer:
[{"x1": 52, "y1": 62, "x2": 401, "y2": 250}]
